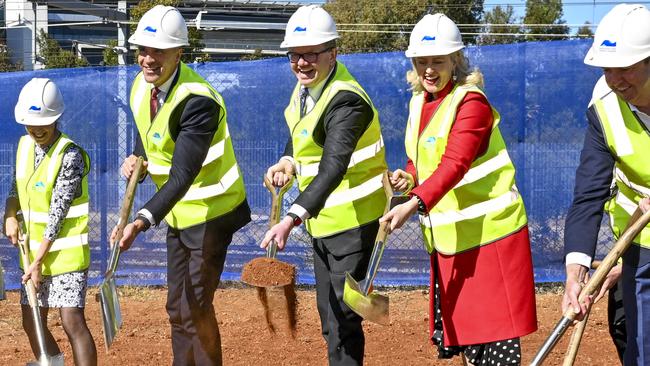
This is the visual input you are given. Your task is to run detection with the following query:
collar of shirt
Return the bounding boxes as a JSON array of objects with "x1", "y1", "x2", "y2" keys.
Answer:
[
  {"x1": 150, "y1": 67, "x2": 178, "y2": 108},
  {"x1": 629, "y1": 103, "x2": 650, "y2": 130},
  {"x1": 300, "y1": 65, "x2": 336, "y2": 115}
]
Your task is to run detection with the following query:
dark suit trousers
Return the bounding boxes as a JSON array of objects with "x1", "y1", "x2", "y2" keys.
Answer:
[
  {"x1": 165, "y1": 203, "x2": 250, "y2": 366},
  {"x1": 312, "y1": 220, "x2": 379, "y2": 366}
]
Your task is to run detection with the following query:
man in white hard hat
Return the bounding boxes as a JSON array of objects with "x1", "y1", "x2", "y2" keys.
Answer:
[
  {"x1": 111, "y1": 5, "x2": 251, "y2": 365},
  {"x1": 261, "y1": 5, "x2": 388, "y2": 365},
  {"x1": 562, "y1": 3, "x2": 650, "y2": 365},
  {"x1": 4, "y1": 78, "x2": 95, "y2": 366}
]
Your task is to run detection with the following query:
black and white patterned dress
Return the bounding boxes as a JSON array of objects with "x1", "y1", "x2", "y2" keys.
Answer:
[{"x1": 10, "y1": 140, "x2": 88, "y2": 308}]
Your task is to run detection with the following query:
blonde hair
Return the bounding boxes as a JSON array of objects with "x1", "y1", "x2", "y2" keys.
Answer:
[{"x1": 406, "y1": 50, "x2": 484, "y2": 93}]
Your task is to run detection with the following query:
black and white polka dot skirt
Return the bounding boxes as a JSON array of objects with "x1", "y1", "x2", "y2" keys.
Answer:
[
  {"x1": 20, "y1": 270, "x2": 88, "y2": 308},
  {"x1": 432, "y1": 276, "x2": 522, "y2": 365}
]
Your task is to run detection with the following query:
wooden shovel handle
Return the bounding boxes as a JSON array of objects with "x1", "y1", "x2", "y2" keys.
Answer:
[
  {"x1": 564, "y1": 208, "x2": 650, "y2": 321},
  {"x1": 112, "y1": 157, "x2": 144, "y2": 244},
  {"x1": 263, "y1": 174, "x2": 294, "y2": 228}
]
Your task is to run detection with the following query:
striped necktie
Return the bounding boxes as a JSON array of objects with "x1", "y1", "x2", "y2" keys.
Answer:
[{"x1": 299, "y1": 87, "x2": 309, "y2": 118}]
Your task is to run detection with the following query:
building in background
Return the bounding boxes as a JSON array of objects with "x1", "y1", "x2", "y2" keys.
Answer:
[{"x1": 3, "y1": 0, "x2": 300, "y2": 69}]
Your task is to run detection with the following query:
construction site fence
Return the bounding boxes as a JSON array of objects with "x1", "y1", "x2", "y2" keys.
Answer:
[{"x1": 0, "y1": 39, "x2": 612, "y2": 290}]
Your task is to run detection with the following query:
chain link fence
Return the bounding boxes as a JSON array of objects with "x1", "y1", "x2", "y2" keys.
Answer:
[{"x1": 0, "y1": 39, "x2": 617, "y2": 290}]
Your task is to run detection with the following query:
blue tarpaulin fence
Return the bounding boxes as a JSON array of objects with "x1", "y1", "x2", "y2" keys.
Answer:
[{"x1": 0, "y1": 39, "x2": 612, "y2": 289}]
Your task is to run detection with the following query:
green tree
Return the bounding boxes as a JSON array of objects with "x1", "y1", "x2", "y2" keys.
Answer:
[
  {"x1": 481, "y1": 5, "x2": 520, "y2": 45},
  {"x1": 102, "y1": 39, "x2": 119, "y2": 66},
  {"x1": 37, "y1": 30, "x2": 89, "y2": 69},
  {"x1": 0, "y1": 45, "x2": 23, "y2": 72},
  {"x1": 576, "y1": 21, "x2": 594, "y2": 38},
  {"x1": 523, "y1": 0, "x2": 569, "y2": 42},
  {"x1": 324, "y1": 0, "x2": 483, "y2": 54},
  {"x1": 130, "y1": 0, "x2": 208, "y2": 63}
]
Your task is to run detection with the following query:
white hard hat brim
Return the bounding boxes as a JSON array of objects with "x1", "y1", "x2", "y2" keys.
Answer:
[
  {"x1": 15, "y1": 112, "x2": 61, "y2": 126},
  {"x1": 584, "y1": 47, "x2": 650, "y2": 68},
  {"x1": 128, "y1": 34, "x2": 188, "y2": 49}
]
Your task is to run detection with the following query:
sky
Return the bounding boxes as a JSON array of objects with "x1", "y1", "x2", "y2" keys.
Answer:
[{"x1": 287, "y1": 0, "x2": 645, "y2": 35}]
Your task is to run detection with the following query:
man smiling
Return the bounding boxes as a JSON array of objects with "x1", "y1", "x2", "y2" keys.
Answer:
[
  {"x1": 262, "y1": 5, "x2": 387, "y2": 365},
  {"x1": 112, "y1": 5, "x2": 250, "y2": 365}
]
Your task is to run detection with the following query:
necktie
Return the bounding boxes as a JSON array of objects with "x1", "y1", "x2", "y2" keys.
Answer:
[
  {"x1": 150, "y1": 87, "x2": 160, "y2": 121},
  {"x1": 299, "y1": 87, "x2": 309, "y2": 118}
]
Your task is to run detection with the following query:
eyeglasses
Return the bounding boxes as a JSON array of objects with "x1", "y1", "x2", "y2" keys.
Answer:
[{"x1": 287, "y1": 48, "x2": 333, "y2": 63}]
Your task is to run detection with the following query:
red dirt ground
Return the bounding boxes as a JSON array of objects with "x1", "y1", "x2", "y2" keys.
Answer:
[{"x1": 0, "y1": 285, "x2": 618, "y2": 365}]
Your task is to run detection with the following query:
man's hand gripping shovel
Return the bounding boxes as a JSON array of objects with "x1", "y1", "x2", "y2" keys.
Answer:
[
  {"x1": 97, "y1": 156, "x2": 143, "y2": 351},
  {"x1": 343, "y1": 171, "x2": 394, "y2": 325},
  {"x1": 531, "y1": 207, "x2": 650, "y2": 366},
  {"x1": 17, "y1": 228, "x2": 63, "y2": 366},
  {"x1": 241, "y1": 175, "x2": 297, "y2": 335}
]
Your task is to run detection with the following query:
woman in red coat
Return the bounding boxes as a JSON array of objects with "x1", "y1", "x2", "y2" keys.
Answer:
[{"x1": 381, "y1": 14, "x2": 537, "y2": 365}]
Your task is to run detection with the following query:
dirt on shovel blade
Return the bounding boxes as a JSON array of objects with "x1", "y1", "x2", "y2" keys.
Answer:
[
  {"x1": 241, "y1": 257, "x2": 295, "y2": 287},
  {"x1": 241, "y1": 258, "x2": 297, "y2": 335}
]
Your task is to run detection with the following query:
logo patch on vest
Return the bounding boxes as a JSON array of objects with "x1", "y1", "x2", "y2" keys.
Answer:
[
  {"x1": 299, "y1": 129, "x2": 309, "y2": 138},
  {"x1": 34, "y1": 181, "x2": 45, "y2": 191},
  {"x1": 152, "y1": 132, "x2": 162, "y2": 143},
  {"x1": 424, "y1": 136, "x2": 436, "y2": 147}
]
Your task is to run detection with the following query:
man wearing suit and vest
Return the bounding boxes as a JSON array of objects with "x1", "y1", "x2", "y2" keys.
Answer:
[
  {"x1": 261, "y1": 5, "x2": 388, "y2": 366},
  {"x1": 563, "y1": 4, "x2": 650, "y2": 365},
  {"x1": 111, "y1": 6, "x2": 250, "y2": 365}
]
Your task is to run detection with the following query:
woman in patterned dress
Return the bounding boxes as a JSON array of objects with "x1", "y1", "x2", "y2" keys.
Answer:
[
  {"x1": 380, "y1": 14, "x2": 537, "y2": 365},
  {"x1": 3, "y1": 78, "x2": 96, "y2": 365}
]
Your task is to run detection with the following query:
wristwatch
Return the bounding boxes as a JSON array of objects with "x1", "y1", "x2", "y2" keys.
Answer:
[
  {"x1": 287, "y1": 212, "x2": 303, "y2": 227},
  {"x1": 134, "y1": 213, "x2": 152, "y2": 232},
  {"x1": 414, "y1": 195, "x2": 428, "y2": 215}
]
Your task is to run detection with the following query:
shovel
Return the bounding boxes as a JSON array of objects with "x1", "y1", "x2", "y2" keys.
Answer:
[
  {"x1": 18, "y1": 231, "x2": 63, "y2": 366},
  {"x1": 343, "y1": 171, "x2": 393, "y2": 325},
  {"x1": 241, "y1": 175, "x2": 297, "y2": 333},
  {"x1": 531, "y1": 207, "x2": 650, "y2": 366},
  {"x1": 98, "y1": 156, "x2": 143, "y2": 351},
  {"x1": 0, "y1": 258, "x2": 5, "y2": 301}
]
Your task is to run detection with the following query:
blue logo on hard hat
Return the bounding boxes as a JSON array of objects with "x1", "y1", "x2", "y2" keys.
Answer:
[
  {"x1": 421, "y1": 35, "x2": 436, "y2": 44},
  {"x1": 600, "y1": 40, "x2": 616, "y2": 47},
  {"x1": 28, "y1": 105, "x2": 42, "y2": 112},
  {"x1": 294, "y1": 26, "x2": 307, "y2": 33},
  {"x1": 144, "y1": 26, "x2": 157, "y2": 33},
  {"x1": 34, "y1": 181, "x2": 45, "y2": 191}
]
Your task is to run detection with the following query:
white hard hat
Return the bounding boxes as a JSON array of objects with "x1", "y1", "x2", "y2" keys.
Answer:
[
  {"x1": 584, "y1": 4, "x2": 650, "y2": 68},
  {"x1": 281, "y1": 5, "x2": 339, "y2": 48},
  {"x1": 405, "y1": 14, "x2": 464, "y2": 58},
  {"x1": 15, "y1": 78, "x2": 64, "y2": 126},
  {"x1": 128, "y1": 5, "x2": 189, "y2": 49}
]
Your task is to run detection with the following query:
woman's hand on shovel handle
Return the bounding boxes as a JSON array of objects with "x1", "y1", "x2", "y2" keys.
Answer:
[
  {"x1": 640, "y1": 197, "x2": 650, "y2": 213},
  {"x1": 594, "y1": 263, "x2": 622, "y2": 303},
  {"x1": 261, "y1": 217, "x2": 294, "y2": 250},
  {"x1": 562, "y1": 263, "x2": 592, "y2": 321}
]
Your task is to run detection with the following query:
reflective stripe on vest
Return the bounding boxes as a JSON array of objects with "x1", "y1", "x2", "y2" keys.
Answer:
[
  {"x1": 15, "y1": 134, "x2": 90, "y2": 276},
  {"x1": 594, "y1": 89, "x2": 650, "y2": 246},
  {"x1": 284, "y1": 61, "x2": 388, "y2": 237},
  {"x1": 405, "y1": 85, "x2": 527, "y2": 254},
  {"x1": 130, "y1": 63, "x2": 247, "y2": 229}
]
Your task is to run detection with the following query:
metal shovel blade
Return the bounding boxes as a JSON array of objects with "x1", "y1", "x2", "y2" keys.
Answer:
[
  {"x1": 343, "y1": 272, "x2": 389, "y2": 325},
  {"x1": 0, "y1": 261, "x2": 5, "y2": 301},
  {"x1": 98, "y1": 275, "x2": 122, "y2": 351},
  {"x1": 27, "y1": 352, "x2": 64, "y2": 366}
]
